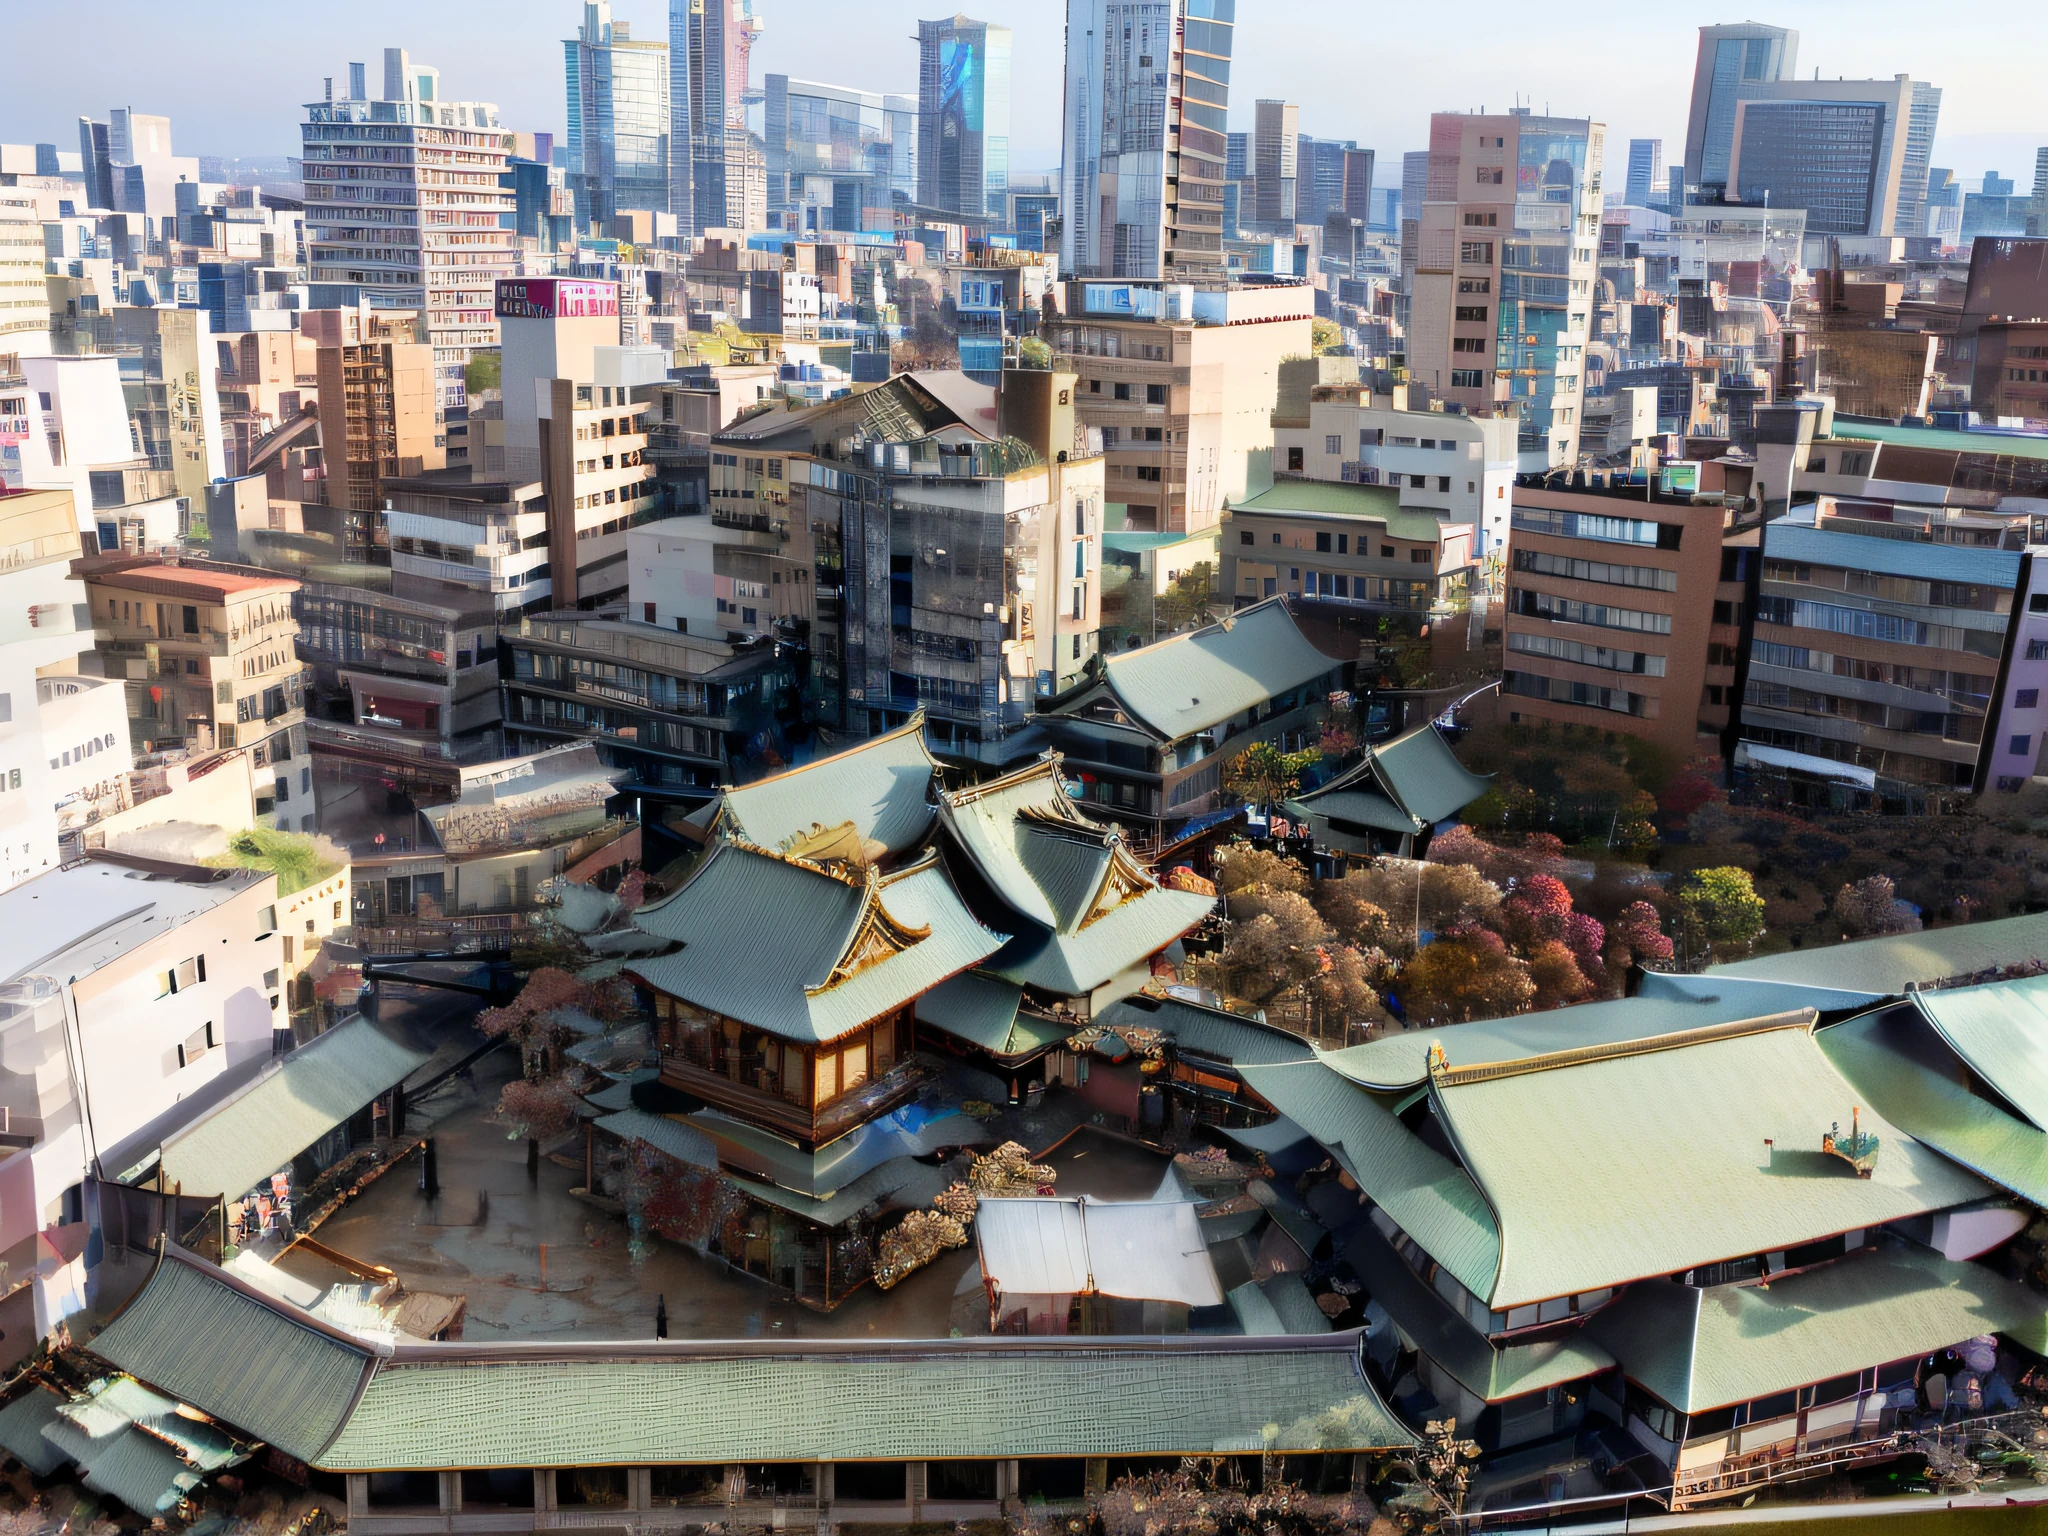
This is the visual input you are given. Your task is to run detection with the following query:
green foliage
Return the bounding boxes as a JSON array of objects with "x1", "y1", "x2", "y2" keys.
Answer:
[
  {"x1": 205, "y1": 827, "x2": 340, "y2": 896},
  {"x1": 463, "y1": 350, "x2": 503, "y2": 395},
  {"x1": 1673, "y1": 865, "x2": 1767, "y2": 964},
  {"x1": 1310, "y1": 317, "x2": 1344, "y2": 355},
  {"x1": 1213, "y1": 843, "x2": 1310, "y2": 896},
  {"x1": 1154, "y1": 560, "x2": 1215, "y2": 634},
  {"x1": 1223, "y1": 740, "x2": 1322, "y2": 810},
  {"x1": 1017, "y1": 335, "x2": 1053, "y2": 369}
]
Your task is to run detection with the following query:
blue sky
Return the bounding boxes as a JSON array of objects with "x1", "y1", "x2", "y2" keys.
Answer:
[{"x1": 4, "y1": 0, "x2": 2044, "y2": 186}]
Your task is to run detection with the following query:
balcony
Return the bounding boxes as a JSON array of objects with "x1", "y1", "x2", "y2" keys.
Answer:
[{"x1": 657, "y1": 1053, "x2": 919, "y2": 1148}]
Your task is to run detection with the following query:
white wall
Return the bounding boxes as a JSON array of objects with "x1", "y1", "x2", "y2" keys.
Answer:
[{"x1": 627, "y1": 523, "x2": 721, "y2": 635}]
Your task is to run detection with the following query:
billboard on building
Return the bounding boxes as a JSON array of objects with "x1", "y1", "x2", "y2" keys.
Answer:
[
  {"x1": 939, "y1": 36, "x2": 982, "y2": 140},
  {"x1": 494, "y1": 278, "x2": 621, "y2": 320}
]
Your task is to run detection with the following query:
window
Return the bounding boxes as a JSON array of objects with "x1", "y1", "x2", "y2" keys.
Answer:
[
  {"x1": 2030, "y1": 594, "x2": 2048, "y2": 614},
  {"x1": 1145, "y1": 383, "x2": 1167, "y2": 405},
  {"x1": 178, "y1": 1023, "x2": 216, "y2": 1068},
  {"x1": 1458, "y1": 277, "x2": 1490, "y2": 294},
  {"x1": 1463, "y1": 212, "x2": 1497, "y2": 226},
  {"x1": 1450, "y1": 369, "x2": 1485, "y2": 388},
  {"x1": 2030, "y1": 640, "x2": 2048, "y2": 661},
  {"x1": 1113, "y1": 382, "x2": 1131, "y2": 400},
  {"x1": 1460, "y1": 241, "x2": 1494, "y2": 264},
  {"x1": 1412, "y1": 548, "x2": 1430, "y2": 563},
  {"x1": 2012, "y1": 736, "x2": 2033, "y2": 757},
  {"x1": 1380, "y1": 544, "x2": 1395, "y2": 558},
  {"x1": 255, "y1": 904, "x2": 277, "y2": 936},
  {"x1": 1452, "y1": 338, "x2": 1487, "y2": 353},
  {"x1": 1325, "y1": 435, "x2": 1341, "y2": 455},
  {"x1": 1475, "y1": 167, "x2": 1503, "y2": 185},
  {"x1": 1240, "y1": 530, "x2": 1254, "y2": 545},
  {"x1": 1286, "y1": 446, "x2": 1304, "y2": 472},
  {"x1": 1337, "y1": 534, "x2": 1349, "y2": 554},
  {"x1": 1316, "y1": 531, "x2": 1332, "y2": 552},
  {"x1": 2020, "y1": 690, "x2": 2041, "y2": 709},
  {"x1": 181, "y1": 605, "x2": 199, "y2": 635},
  {"x1": 1437, "y1": 476, "x2": 1451, "y2": 492},
  {"x1": 1455, "y1": 306, "x2": 1488, "y2": 323}
]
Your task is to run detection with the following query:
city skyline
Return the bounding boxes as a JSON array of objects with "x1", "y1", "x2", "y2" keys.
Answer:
[{"x1": 5, "y1": 0, "x2": 2046, "y2": 185}]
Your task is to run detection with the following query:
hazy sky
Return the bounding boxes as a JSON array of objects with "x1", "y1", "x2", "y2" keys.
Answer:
[{"x1": 4, "y1": 0, "x2": 2045, "y2": 186}]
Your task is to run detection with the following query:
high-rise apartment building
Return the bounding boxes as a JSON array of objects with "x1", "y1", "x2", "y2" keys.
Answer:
[
  {"x1": 1683, "y1": 21, "x2": 1798, "y2": 194},
  {"x1": 1625, "y1": 137, "x2": 1664, "y2": 207},
  {"x1": 674, "y1": 0, "x2": 764, "y2": 233},
  {"x1": 1060, "y1": 0, "x2": 1233, "y2": 280},
  {"x1": 763, "y1": 76, "x2": 915, "y2": 231},
  {"x1": 916, "y1": 15, "x2": 1011, "y2": 221},
  {"x1": 1726, "y1": 76, "x2": 1939, "y2": 238},
  {"x1": 564, "y1": 0, "x2": 671, "y2": 234},
  {"x1": 300, "y1": 50, "x2": 519, "y2": 406},
  {"x1": 0, "y1": 201, "x2": 50, "y2": 357},
  {"x1": 313, "y1": 334, "x2": 445, "y2": 515},
  {"x1": 1250, "y1": 100, "x2": 1299, "y2": 230},
  {"x1": 1293, "y1": 139, "x2": 1373, "y2": 231},
  {"x1": 1409, "y1": 111, "x2": 1605, "y2": 469},
  {"x1": 75, "y1": 118, "x2": 114, "y2": 211}
]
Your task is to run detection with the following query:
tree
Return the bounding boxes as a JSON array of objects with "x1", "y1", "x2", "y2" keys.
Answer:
[
  {"x1": 1224, "y1": 741, "x2": 1322, "y2": 811},
  {"x1": 1673, "y1": 866, "x2": 1767, "y2": 966},
  {"x1": 1310, "y1": 317, "x2": 1344, "y2": 355},
  {"x1": 1323, "y1": 860, "x2": 1502, "y2": 950},
  {"x1": 1563, "y1": 910, "x2": 1608, "y2": 988},
  {"x1": 1398, "y1": 925, "x2": 1534, "y2": 1024},
  {"x1": 1017, "y1": 335, "x2": 1053, "y2": 369},
  {"x1": 495, "y1": 1077, "x2": 582, "y2": 1141},
  {"x1": 1221, "y1": 898, "x2": 1334, "y2": 1006},
  {"x1": 1499, "y1": 873, "x2": 1574, "y2": 951},
  {"x1": 1526, "y1": 940, "x2": 1595, "y2": 1010},
  {"x1": 477, "y1": 966, "x2": 592, "y2": 1072},
  {"x1": 1833, "y1": 874, "x2": 1922, "y2": 938},
  {"x1": 1311, "y1": 943, "x2": 1386, "y2": 1024},
  {"x1": 1154, "y1": 561, "x2": 1215, "y2": 633},
  {"x1": 1316, "y1": 873, "x2": 1398, "y2": 951},
  {"x1": 1214, "y1": 844, "x2": 1310, "y2": 896},
  {"x1": 1609, "y1": 901, "x2": 1674, "y2": 971},
  {"x1": 463, "y1": 350, "x2": 503, "y2": 395}
]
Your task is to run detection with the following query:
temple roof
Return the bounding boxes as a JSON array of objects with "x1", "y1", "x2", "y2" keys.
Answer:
[
  {"x1": 1288, "y1": 723, "x2": 1493, "y2": 838},
  {"x1": 1703, "y1": 909, "x2": 2048, "y2": 995},
  {"x1": 712, "y1": 712, "x2": 940, "y2": 859},
  {"x1": 939, "y1": 759, "x2": 1212, "y2": 995},
  {"x1": 1085, "y1": 598, "x2": 1343, "y2": 742},
  {"x1": 1587, "y1": 1244, "x2": 2048, "y2": 1414},
  {"x1": 630, "y1": 842, "x2": 1006, "y2": 1043}
]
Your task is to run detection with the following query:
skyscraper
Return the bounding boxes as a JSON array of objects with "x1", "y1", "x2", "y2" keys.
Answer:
[
  {"x1": 916, "y1": 15, "x2": 1011, "y2": 220},
  {"x1": 1409, "y1": 111, "x2": 1606, "y2": 468},
  {"x1": 300, "y1": 50, "x2": 519, "y2": 405},
  {"x1": 1683, "y1": 21, "x2": 1798, "y2": 194},
  {"x1": 1060, "y1": 0, "x2": 1233, "y2": 280},
  {"x1": 1625, "y1": 137, "x2": 1663, "y2": 207},
  {"x1": 764, "y1": 75, "x2": 914, "y2": 230},
  {"x1": 1294, "y1": 137, "x2": 1373, "y2": 230},
  {"x1": 564, "y1": 0, "x2": 671, "y2": 235},
  {"x1": 1250, "y1": 100, "x2": 1298, "y2": 230},
  {"x1": 1725, "y1": 76, "x2": 1938, "y2": 238},
  {"x1": 674, "y1": 0, "x2": 763, "y2": 234},
  {"x1": 2031, "y1": 147, "x2": 2048, "y2": 237}
]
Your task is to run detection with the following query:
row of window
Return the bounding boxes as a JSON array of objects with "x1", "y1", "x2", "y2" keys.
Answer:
[{"x1": 1510, "y1": 587, "x2": 1674, "y2": 635}]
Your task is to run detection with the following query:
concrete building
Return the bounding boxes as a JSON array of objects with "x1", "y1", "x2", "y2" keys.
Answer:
[
  {"x1": 1950, "y1": 236, "x2": 2048, "y2": 425},
  {"x1": 0, "y1": 355, "x2": 158, "y2": 539},
  {"x1": 1501, "y1": 476, "x2": 1742, "y2": 759},
  {"x1": 1060, "y1": 0, "x2": 1233, "y2": 282},
  {"x1": 1409, "y1": 111, "x2": 1605, "y2": 469},
  {"x1": 300, "y1": 51, "x2": 519, "y2": 405},
  {"x1": 0, "y1": 200, "x2": 49, "y2": 358},
  {"x1": 1268, "y1": 377, "x2": 1521, "y2": 559},
  {"x1": 564, "y1": 0, "x2": 671, "y2": 234},
  {"x1": 1221, "y1": 479, "x2": 1474, "y2": 612},
  {"x1": 1683, "y1": 21, "x2": 1799, "y2": 196},
  {"x1": 108, "y1": 306, "x2": 229, "y2": 507},
  {"x1": 0, "y1": 490, "x2": 114, "y2": 894},
  {"x1": 1296, "y1": 137, "x2": 1372, "y2": 232},
  {"x1": 675, "y1": 0, "x2": 764, "y2": 234},
  {"x1": 1250, "y1": 100, "x2": 1298, "y2": 232},
  {"x1": 313, "y1": 333, "x2": 444, "y2": 515},
  {"x1": 1043, "y1": 279, "x2": 1313, "y2": 533},
  {"x1": 1725, "y1": 77, "x2": 1940, "y2": 239},
  {"x1": 916, "y1": 15, "x2": 1011, "y2": 222},
  {"x1": 76, "y1": 556, "x2": 310, "y2": 832},
  {"x1": 0, "y1": 851, "x2": 285, "y2": 1355}
]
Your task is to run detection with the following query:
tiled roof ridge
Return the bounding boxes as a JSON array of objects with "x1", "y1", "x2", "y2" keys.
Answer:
[
  {"x1": 716, "y1": 708, "x2": 935, "y2": 800},
  {"x1": 942, "y1": 751, "x2": 1073, "y2": 809},
  {"x1": 1428, "y1": 1008, "x2": 1819, "y2": 1088}
]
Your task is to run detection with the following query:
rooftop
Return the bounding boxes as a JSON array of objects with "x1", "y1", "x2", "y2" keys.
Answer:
[
  {"x1": 1705, "y1": 910, "x2": 2048, "y2": 994},
  {"x1": 1763, "y1": 520, "x2": 2022, "y2": 586},
  {"x1": 1, "y1": 854, "x2": 269, "y2": 988},
  {"x1": 1088, "y1": 597, "x2": 1344, "y2": 742},
  {"x1": 1831, "y1": 418, "x2": 2048, "y2": 463},
  {"x1": 711, "y1": 712, "x2": 940, "y2": 859},
  {"x1": 74, "y1": 556, "x2": 297, "y2": 599},
  {"x1": 1233, "y1": 480, "x2": 1450, "y2": 543}
]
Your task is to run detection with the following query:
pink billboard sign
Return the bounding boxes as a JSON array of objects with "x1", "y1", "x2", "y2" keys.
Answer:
[{"x1": 495, "y1": 278, "x2": 620, "y2": 320}]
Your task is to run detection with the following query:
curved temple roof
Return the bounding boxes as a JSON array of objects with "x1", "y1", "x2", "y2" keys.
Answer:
[{"x1": 712, "y1": 712, "x2": 940, "y2": 859}]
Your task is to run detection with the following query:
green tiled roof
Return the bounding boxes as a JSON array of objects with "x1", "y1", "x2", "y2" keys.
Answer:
[
  {"x1": 715, "y1": 714, "x2": 940, "y2": 858},
  {"x1": 1235, "y1": 1060, "x2": 1501, "y2": 1300},
  {"x1": 1345, "y1": 1223, "x2": 1613, "y2": 1405},
  {"x1": 317, "y1": 1333, "x2": 1411, "y2": 1469},
  {"x1": 156, "y1": 1017, "x2": 431, "y2": 1200},
  {"x1": 1233, "y1": 481, "x2": 1449, "y2": 543},
  {"x1": 630, "y1": 845, "x2": 1006, "y2": 1043},
  {"x1": 1098, "y1": 993, "x2": 1317, "y2": 1068},
  {"x1": 594, "y1": 1109, "x2": 718, "y2": 1170},
  {"x1": 1320, "y1": 988, "x2": 1826, "y2": 1093},
  {"x1": 1098, "y1": 597, "x2": 1343, "y2": 741},
  {"x1": 1588, "y1": 1245, "x2": 2048, "y2": 1414},
  {"x1": 0, "y1": 1387, "x2": 69, "y2": 1476},
  {"x1": 1287, "y1": 788, "x2": 1419, "y2": 835},
  {"x1": 1228, "y1": 1277, "x2": 1332, "y2": 1337},
  {"x1": 914, "y1": 970, "x2": 1069, "y2": 1057},
  {"x1": 1704, "y1": 911, "x2": 2048, "y2": 995},
  {"x1": 942, "y1": 761, "x2": 1212, "y2": 996},
  {"x1": 1431, "y1": 1015, "x2": 1994, "y2": 1308},
  {"x1": 1912, "y1": 973, "x2": 2048, "y2": 1130},
  {"x1": 725, "y1": 1156, "x2": 949, "y2": 1226},
  {"x1": 1819, "y1": 1010, "x2": 2048, "y2": 1208},
  {"x1": 1363, "y1": 724, "x2": 1494, "y2": 826},
  {"x1": 1831, "y1": 420, "x2": 2048, "y2": 463},
  {"x1": 87, "y1": 1246, "x2": 378, "y2": 1462},
  {"x1": 79, "y1": 1426, "x2": 207, "y2": 1514}
]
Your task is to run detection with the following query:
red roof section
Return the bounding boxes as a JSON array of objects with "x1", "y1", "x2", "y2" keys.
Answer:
[{"x1": 86, "y1": 561, "x2": 296, "y2": 598}]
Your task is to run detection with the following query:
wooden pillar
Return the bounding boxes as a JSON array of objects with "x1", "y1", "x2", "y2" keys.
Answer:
[
  {"x1": 906, "y1": 1461, "x2": 926, "y2": 1520},
  {"x1": 628, "y1": 1468, "x2": 651, "y2": 1511}
]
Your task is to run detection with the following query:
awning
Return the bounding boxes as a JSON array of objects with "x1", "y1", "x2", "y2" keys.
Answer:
[
  {"x1": 976, "y1": 1197, "x2": 1224, "y2": 1307},
  {"x1": 1735, "y1": 741, "x2": 1878, "y2": 790},
  {"x1": 156, "y1": 1017, "x2": 431, "y2": 1199}
]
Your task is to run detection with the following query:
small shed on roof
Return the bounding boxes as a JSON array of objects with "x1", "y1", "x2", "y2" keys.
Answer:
[{"x1": 976, "y1": 1196, "x2": 1223, "y2": 1333}]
